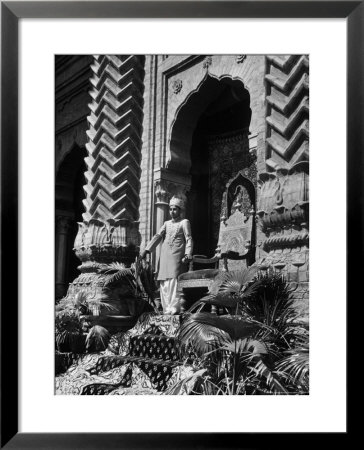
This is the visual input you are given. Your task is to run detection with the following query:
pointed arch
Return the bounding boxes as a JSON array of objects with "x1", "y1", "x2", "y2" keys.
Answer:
[{"x1": 167, "y1": 74, "x2": 251, "y2": 173}]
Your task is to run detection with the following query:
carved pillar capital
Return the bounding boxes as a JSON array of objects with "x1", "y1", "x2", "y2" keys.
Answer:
[
  {"x1": 154, "y1": 179, "x2": 171, "y2": 206},
  {"x1": 73, "y1": 218, "x2": 139, "y2": 270},
  {"x1": 154, "y1": 180, "x2": 190, "y2": 210}
]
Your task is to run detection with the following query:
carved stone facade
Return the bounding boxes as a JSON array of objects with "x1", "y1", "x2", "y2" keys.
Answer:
[
  {"x1": 256, "y1": 164, "x2": 309, "y2": 316},
  {"x1": 56, "y1": 54, "x2": 309, "y2": 319},
  {"x1": 258, "y1": 55, "x2": 309, "y2": 316},
  {"x1": 265, "y1": 55, "x2": 309, "y2": 171},
  {"x1": 56, "y1": 55, "x2": 145, "y2": 305}
]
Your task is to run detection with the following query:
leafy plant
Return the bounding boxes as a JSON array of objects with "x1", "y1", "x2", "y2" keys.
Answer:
[
  {"x1": 85, "y1": 325, "x2": 111, "y2": 352},
  {"x1": 276, "y1": 339, "x2": 309, "y2": 393},
  {"x1": 56, "y1": 291, "x2": 117, "y2": 317},
  {"x1": 100, "y1": 262, "x2": 135, "y2": 289},
  {"x1": 189, "y1": 267, "x2": 261, "y2": 314},
  {"x1": 163, "y1": 368, "x2": 208, "y2": 395},
  {"x1": 55, "y1": 293, "x2": 84, "y2": 353},
  {"x1": 98, "y1": 257, "x2": 157, "y2": 309},
  {"x1": 133, "y1": 256, "x2": 156, "y2": 306},
  {"x1": 176, "y1": 271, "x2": 309, "y2": 395}
]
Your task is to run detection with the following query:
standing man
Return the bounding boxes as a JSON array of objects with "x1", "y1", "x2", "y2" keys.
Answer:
[{"x1": 141, "y1": 196, "x2": 193, "y2": 315}]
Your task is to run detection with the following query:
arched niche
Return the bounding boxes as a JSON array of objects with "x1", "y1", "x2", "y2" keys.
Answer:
[
  {"x1": 225, "y1": 171, "x2": 256, "y2": 219},
  {"x1": 167, "y1": 74, "x2": 251, "y2": 174},
  {"x1": 220, "y1": 171, "x2": 257, "y2": 266},
  {"x1": 55, "y1": 144, "x2": 87, "y2": 299},
  {"x1": 164, "y1": 74, "x2": 253, "y2": 258}
]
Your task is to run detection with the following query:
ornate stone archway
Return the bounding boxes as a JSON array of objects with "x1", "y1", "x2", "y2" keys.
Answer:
[
  {"x1": 167, "y1": 73, "x2": 251, "y2": 174},
  {"x1": 151, "y1": 73, "x2": 255, "y2": 261}
]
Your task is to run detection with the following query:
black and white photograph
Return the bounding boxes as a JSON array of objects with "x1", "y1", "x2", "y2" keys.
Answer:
[{"x1": 55, "y1": 54, "x2": 309, "y2": 396}]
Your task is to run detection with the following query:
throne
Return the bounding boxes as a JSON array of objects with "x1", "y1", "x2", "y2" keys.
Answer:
[{"x1": 177, "y1": 171, "x2": 256, "y2": 312}]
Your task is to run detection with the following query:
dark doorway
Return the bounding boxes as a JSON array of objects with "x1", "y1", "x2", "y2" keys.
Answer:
[
  {"x1": 68, "y1": 163, "x2": 86, "y2": 282},
  {"x1": 55, "y1": 146, "x2": 87, "y2": 299},
  {"x1": 185, "y1": 77, "x2": 253, "y2": 259}
]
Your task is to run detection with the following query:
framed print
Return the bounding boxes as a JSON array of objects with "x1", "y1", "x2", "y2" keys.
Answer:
[{"x1": 1, "y1": 0, "x2": 360, "y2": 447}]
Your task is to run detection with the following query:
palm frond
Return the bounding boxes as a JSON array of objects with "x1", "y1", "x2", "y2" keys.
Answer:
[
  {"x1": 85, "y1": 325, "x2": 111, "y2": 352},
  {"x1": 218, "y1": 337, "x2": 268, "y2": 356},
  {"x1": 99, "y1": 262, "x2": 127, "y2": 274},
  {"x1": 240, "y1": 274, "x2": 298, "y2": 344},
  {"x1": 208, "y1": 271, "x2": 233, "y2": 295},
  {"x1": 218, "y1": 267, "x2": 258, "y2": 295},
  {"x1": 250, "y1": 359, "x2": 288, "y2": 394},
  {"x1": 163, "y1": 368, "x2": 207, "y2": 395},
  {"x1": 56, "y1": 295, "x2": 82, "y2": 312},
  {"x1": 188, "y1": 292, "x2": 240, "y2": 311},
  {"x1": 86, "y1": 298, "x2": 118, "y2": 313},
  {"x1": 103, "y1": 269, "x2": 135, "y2": 288},
  {"x1": 74, "y1": 291, "x2": 87, "y2": 307},
  {"x1": 187, "y1": 313, "x2": 261, "y2": 341},
  {"x1": 199, "y1": 377, "x2": 226, "y2": 395},
  {"x1": 130, "y1": 256, "x2": 157, "y2": 305},
  {"x1": 178, "y1": 315, "x2": 230, "y2": 356},
  {"x1": 276, "y1": 344, "x2": 309, "y2": 386},
  {"x1": 240, "y1": 277, "x2": 265, "y2": 300}
]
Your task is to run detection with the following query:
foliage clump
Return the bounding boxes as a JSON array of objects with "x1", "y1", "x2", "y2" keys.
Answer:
[{"x1": 173, "y1": 269, "x2": 309, "y2": 395}]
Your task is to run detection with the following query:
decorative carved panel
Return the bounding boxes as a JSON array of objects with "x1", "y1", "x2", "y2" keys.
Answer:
[
  {"x1": 207, "y1": 130, "x2": 256, "y2": 245},
  {"x1": 154, "y1": 178, "x2": 189, "y2": 206},
  {"x1": 257, "y1": 163, "x2": 309, "y2": 235},
  {"x1": 74, "y1": 218, "x2": 140, "y2": 269},
  {"x1": 217, "y1": 171, "x2": 255, "y2": 259}
]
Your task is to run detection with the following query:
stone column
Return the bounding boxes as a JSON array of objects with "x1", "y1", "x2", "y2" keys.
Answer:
[
  {"x1": 65, "y1": 55, "x2": 146, "y2": 309},
  {"x1": 257, "y1": 55, "x2": 309, "y2": 319},
  {"x1": 153, "y1": 180, "x2": 170, "y2": 264},
  {"x1": 55, "y1": 215, "x2": 72, "y2": 299}
]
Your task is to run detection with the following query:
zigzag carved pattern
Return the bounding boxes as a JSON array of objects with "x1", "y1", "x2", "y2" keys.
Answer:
[
  {"x1": 83, "y1": 55, "x2": 145, "y2": 221},
  {"x1": 265, "y1": 55, "x2": 309, "y2": 170}
]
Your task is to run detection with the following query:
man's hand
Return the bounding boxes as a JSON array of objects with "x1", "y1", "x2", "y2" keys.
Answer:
[
  {"x1": 182, "y1": 254, "x2": 192, "y2": 263},
  {"x1": 140, "y1": 250, "x2": 148, "y2": 260}
]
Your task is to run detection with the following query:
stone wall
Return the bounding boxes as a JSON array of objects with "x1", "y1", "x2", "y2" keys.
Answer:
[
  {"x1": 138, "y1": 54, "x2": 309, "y2": 318},
  {"x1": 55, "y1": 55, "x2": 93, "y2": 172},
  {"x1": 55, "y1": 56, "x2": 93, "y2": 298},
  {"x1": 61, "y1": 55, "x2": 146, "y2": 308},
  {"x1": 54, "y1": 54, "x2": 309, "y2": 318},
  {"x1": 139, "y1": 55, "x2": 266, "y2": 250},
  {"x1": 256, "y1": 55, "x2": 309, "y2": 316}
]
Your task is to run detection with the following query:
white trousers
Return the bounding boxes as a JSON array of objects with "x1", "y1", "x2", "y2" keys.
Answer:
[{"x1": 159, "y1": 278, "x2": 181, "y2": 314}]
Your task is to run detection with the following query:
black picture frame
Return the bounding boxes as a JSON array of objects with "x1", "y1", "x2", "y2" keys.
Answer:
[{"x1": 1, "y1": 1, "x2": 359, "y2": 448}]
